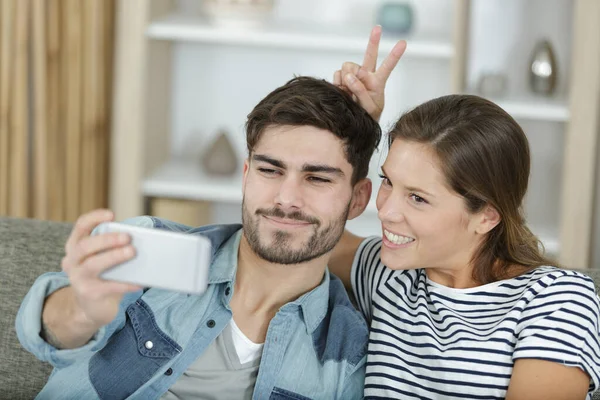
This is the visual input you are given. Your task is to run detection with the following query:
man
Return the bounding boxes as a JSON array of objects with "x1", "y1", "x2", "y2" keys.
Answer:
[
  {"x1": 16, "y1": 77, "x2": 380, "y2": 399},
  {"x1": 17, "y1": 23, "x2": 406, "y2": 398}
]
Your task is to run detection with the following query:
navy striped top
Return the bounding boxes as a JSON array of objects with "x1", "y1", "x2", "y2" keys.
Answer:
[{"x1": 351, "y1": 237, "x2": 600, "y2": 399}]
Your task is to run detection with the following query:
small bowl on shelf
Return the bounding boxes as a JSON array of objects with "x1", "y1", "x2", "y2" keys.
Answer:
[{"x1": 202, "y1": 0, "x2": 276, "y2": 29}]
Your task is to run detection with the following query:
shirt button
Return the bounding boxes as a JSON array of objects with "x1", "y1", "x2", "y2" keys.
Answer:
[
  {"x1": 207, "y1": 319, "x2": 216, "y2": 328},
  {"x1": 165, "y1": 368, "x2": 173, "y2": 376},
  {"x1": 144, "y1": 340, "x2": 154, "y2": 350},
  {"x1": 225, "y1": 287, "x2": 231, "y2": 296}
]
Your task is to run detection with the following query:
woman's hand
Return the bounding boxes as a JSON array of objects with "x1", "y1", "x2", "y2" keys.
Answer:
[{"x1": 333, "y1": 26, "x2": 407, "y2": 122}]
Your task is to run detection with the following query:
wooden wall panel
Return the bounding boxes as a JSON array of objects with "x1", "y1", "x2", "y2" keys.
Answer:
[
  {"x1": 8, "y1": 0, "x2": 30, "y2": 218},
  {"x1": 0, "y1": 0, "x2": 15, "y2": 216}
]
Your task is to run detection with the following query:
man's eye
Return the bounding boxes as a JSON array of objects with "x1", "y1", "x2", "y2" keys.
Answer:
[
  {"x1": 258, "y1": 168, "x2": 278, "y2": 175},
  {"x1": 308, "y1": 176, "x2": 331, "y2": 183}
]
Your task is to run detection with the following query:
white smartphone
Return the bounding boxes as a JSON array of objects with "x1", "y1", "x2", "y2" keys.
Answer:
[{"x1": 92, "y1": 222, "x2": 212, "y2": 295}]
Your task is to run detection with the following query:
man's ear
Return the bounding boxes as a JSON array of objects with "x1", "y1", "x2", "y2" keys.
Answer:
[
  {"x1": 242, "y1": 158, "x2": 250, "y2": 196},
  {"x1": 347, "y1": 178, "x2": 372, "y2": 220},
  {"x1": 474, "y1": 204, "x2": 501, "y2": 235}
]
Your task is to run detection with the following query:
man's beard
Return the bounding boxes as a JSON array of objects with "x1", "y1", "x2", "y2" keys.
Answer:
[{"x1": 242, "y1": 198, "x2": 351, "y2": 265}]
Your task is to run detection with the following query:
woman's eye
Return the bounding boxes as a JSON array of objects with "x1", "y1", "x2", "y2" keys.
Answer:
[
  {"x1": 410, "y1": 193, "x2": 428, "y2": 204},
  {"x1": 378, "y1": 174, "x2": 391, "y2": 187}
]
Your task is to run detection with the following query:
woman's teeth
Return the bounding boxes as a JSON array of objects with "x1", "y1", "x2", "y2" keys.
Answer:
[{"x1": 384, "y1": 229, "x2": 415, "y2": 245}]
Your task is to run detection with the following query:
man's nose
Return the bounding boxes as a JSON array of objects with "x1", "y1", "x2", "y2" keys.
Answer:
[{"x1": 274, "y1": 176, "x2": 305, "y2": 210}]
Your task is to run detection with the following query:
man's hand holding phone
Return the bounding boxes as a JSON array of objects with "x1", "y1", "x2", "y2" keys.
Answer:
[
  {"x1": 61, "y1": 209, "x2": 142, "y2": 327},
  {"x1": 41, "y1": 209, "x2": 140, "y2": 349}
]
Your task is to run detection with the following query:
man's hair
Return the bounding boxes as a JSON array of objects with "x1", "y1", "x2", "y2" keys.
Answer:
[{"x1": 245, "y1": 76, "x2": 381, "y2": 184}]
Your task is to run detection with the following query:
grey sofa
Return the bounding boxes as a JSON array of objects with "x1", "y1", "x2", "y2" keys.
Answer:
[
  {"x1": 1, "y1": 216, "x2": 600, "y2": 399},
  {"x1": 1, "y1": 217, "x2": 71, "y2": 399}
]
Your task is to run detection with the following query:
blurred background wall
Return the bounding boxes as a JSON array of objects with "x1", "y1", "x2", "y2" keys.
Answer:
[{"x1": 2, "y1": 0, "x2": 600, "y2": 269}]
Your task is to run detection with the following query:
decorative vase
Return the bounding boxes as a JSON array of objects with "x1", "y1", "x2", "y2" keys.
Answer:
[
  {"x1": 377, "y1": 3, "x2": 413, "y2": 35},
  {"x1": 529, "y1": 39, "x2": 558, "y2": 96},
  {"x1": 202, "y1": 130, "x2": 239, "y2": 176}
]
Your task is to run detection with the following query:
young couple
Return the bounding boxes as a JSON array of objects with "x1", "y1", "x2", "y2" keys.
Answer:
[{"x1": 17, "y1": 26, "x2": 600, "y2": 399}]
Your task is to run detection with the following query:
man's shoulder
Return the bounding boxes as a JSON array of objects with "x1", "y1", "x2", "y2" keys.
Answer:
[{"x1": 311, "y1": 273, "x2": 369, "y2": 367}]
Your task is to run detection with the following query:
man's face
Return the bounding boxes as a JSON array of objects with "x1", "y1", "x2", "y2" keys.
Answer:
[{"x1": 242, "y1": 125, "x2": 355, "y2": 265}]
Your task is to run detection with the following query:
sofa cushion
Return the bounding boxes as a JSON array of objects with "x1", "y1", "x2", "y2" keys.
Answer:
[{"x1": 0, "y1": 217, "x2": 72, "y2": 400}]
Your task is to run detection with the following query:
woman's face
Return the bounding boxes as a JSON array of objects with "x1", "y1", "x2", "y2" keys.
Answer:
[{"x1": 376, "y1": 139, "x2": 488, "y2": 273}]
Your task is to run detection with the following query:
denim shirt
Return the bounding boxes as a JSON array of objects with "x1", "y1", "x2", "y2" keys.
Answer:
[{"x1": 15, "y1": 216, "x2": 368, "y2": 400}]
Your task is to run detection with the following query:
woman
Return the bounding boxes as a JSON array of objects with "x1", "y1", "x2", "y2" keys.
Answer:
[{"x1": 330, "y1": 28, "x2": 600, "y2": 399}]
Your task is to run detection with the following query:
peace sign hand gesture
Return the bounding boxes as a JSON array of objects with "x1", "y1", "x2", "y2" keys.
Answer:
[{"x1": 334, "y1": 26, "x2": 407, "y2": 122}]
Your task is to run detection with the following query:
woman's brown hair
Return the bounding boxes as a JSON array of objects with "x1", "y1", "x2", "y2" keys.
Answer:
[{"x1": 389, "y1": 94, "x2": 555, "y2": 284}]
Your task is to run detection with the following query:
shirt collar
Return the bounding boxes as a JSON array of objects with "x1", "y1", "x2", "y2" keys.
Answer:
[
  {"x1": 208, "y1": 229, "x2": 242, "y2": 284},
  {"x1": 283, "y1": 271, "x2": 330, "y2": 334}
]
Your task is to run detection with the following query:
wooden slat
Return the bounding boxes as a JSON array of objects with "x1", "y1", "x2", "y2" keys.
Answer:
[
  {"x1": 32, "y1": 0, "x2": 48, "y2": 219},
  {"x1": 559, "y1": 0, "x2": 600, "y2": 268},
  {"x1": 80, "y1": 0, "x2": 100, "y2": 214},
  {"x1": 45, "y1": 0, "x2": 62, "y2": 220},
  {"x1": 62, "y1": 0, "x2": 82, "y2": 221},
  {"x1": 0, "y1": 0, "x2": 15, "y2": 216},
  {"x1": 98, "y1": 0, "x2": 115, "y2": 210},
  {"x1": 46, "y1": 0, "x2": 64, "y2": 221},
  {"x1": 9, "y1": 0, "x2": 30, "y2": 217}
]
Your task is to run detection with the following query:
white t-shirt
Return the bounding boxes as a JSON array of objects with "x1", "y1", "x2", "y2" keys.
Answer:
[
  {"x1": 351, "y1": 237, "x2": 600, "y2": 399},
  {"x1": 230, "y1": 319, "x2": 264, "y2": 364}
]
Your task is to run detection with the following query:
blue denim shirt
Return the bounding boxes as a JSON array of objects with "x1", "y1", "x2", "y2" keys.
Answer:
[{"x1": 15, "y1": 216, "x2": 368, "y2": 400}]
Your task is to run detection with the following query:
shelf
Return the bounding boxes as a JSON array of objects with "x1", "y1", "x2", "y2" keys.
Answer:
[
  {"x1": 493, "y1": 96, "x2": 570, "y2": 122},
  {"x1": 143, "y1": 160, "x2": 244, "y2": 203},
  {"x1": 146, "y1": 14, "x2": 454, "y2": 59}
]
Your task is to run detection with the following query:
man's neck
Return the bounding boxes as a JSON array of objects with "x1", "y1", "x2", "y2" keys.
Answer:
[{"x1": 233, "y1": 233, "x2": 328, "y2": 314}]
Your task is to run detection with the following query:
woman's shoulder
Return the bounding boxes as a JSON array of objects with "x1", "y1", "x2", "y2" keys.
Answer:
[
  {"x1": 513, "y1": 265, "x2": 599, "y2": 308},
  {"x1": 515, "y1": 265, "x2": 597, "y2": 289}
]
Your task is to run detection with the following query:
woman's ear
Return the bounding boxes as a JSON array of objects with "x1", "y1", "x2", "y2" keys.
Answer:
[
  {"x1": 348, "y1": 178, "x2": 372, "y2": 220},
  {"x1": 475, "y1": 205, "x2": 501, "y2": 235}
]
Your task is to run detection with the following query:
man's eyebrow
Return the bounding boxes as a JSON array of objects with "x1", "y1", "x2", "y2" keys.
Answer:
[
  {"x1": 253, "y1": 154, "x2": 345, "y2": 178},
  {"x1": 302, "y1": 163, "x2": 345, "y2": 177},
  {"x1": 252, "y1": 154, "x2": 286, "y2": 169}
]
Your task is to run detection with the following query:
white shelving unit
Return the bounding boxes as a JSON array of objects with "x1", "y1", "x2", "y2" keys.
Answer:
[
  {"x1": 111, "y1": 0, "x2": 600, "y2": 268},
  {"x1": 494, "y1": 96, "x2": 570, "y2": 122},
  {"x1": 146, "y1": 14, "x2": 454, "y2": 58}
]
